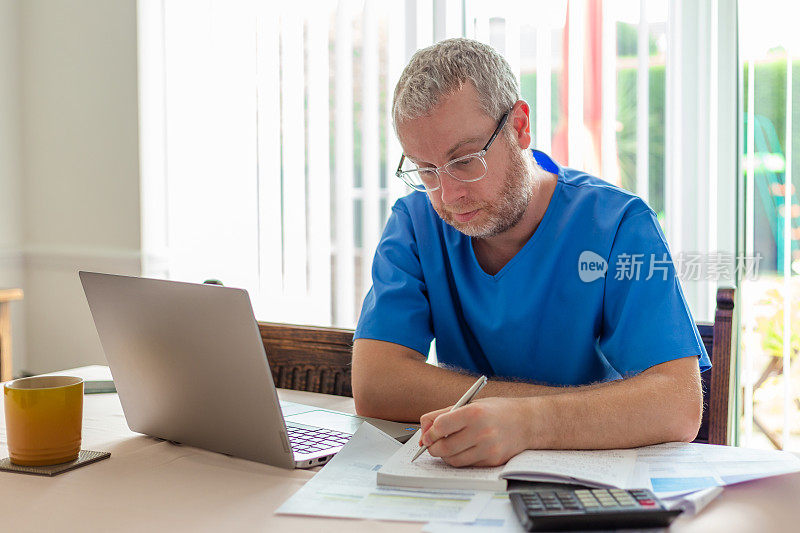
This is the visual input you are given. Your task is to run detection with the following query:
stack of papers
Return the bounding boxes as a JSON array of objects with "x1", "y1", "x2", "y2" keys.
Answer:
[
  {"x1": 630, "y1": 441, "x2": 800, "y2": 498},
  {"x1": 378, "y1": 429, "x2": 800, "y2": 500},
  {"x1": 378, "y1": 433, "x2": 638, "y2": 491},
  {"x1": 278, "y1": 423, "x2": 800, "y2": 530},
  {"x1": 276, "y1": 422, "x2": 492, "y2": 523}
]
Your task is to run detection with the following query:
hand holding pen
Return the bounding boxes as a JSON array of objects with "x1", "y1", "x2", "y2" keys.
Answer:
[{"x1": 411, "y1": 375, "x2": 488, "y2": 462}]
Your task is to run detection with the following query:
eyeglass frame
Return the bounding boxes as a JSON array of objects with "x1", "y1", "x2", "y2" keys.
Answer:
[{"x1": 394, "y1": 109, "x2": 512, "y2": 192}]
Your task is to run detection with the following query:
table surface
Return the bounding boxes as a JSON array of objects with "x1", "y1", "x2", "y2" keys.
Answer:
[{"x1": 1, "y1": 385, "x2": 799, "y2": 532}]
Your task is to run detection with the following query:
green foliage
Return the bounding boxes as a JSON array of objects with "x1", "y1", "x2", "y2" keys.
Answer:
[
  {"x1": 616, "y1": 22, "x2": 657, "y2": 57},
  {"x1": 519, "y1": 63, "x2": 666, "y2": 216},
  {"x1": 754, "y1": 285, "x2": 800, "y2": 360},
  {"x1": 519, "y1": 71, "x2": 562, "y2": 138},
  {"x1": 616, "y1": 64, "x2": 666, "y2": 215},
  {"x1": 743, "y1": 57, "x2": 800, "y2": 202}
]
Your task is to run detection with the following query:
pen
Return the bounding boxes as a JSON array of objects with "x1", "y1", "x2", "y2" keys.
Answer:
[{"x1": 411, "y1": 375, "x2": 488, "y2": 462}]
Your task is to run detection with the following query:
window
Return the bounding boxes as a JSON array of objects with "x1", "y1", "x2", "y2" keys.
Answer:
[
  {"x1": 139, "y1": 1, "x2": 748, "y2": 422},
  {"x1": 140, "y1": 0, "x2": 411, "y2": 327},
  {"x1": 738, "y1": 0, "x2": 798, "y2": 451}
]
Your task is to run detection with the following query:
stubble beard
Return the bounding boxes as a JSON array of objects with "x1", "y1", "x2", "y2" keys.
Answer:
[{"x1": 434, "y1": 145, "x2": 536, "y2": 238}]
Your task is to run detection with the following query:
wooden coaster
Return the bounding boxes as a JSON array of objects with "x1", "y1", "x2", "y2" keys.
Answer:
[{"x1": 0, "y1": 450, "x2": 110, "y2": 476}]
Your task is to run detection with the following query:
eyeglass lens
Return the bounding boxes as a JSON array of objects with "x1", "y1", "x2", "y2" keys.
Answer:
[{"x1": 402, "y1": 154, "x2": 488, "y2": 190}]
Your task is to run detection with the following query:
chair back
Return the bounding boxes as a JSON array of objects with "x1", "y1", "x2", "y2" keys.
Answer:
[
  {"x1": 694, "y1": 288, "x2": 735, "y2": 445},
  {"x1": 259, "y1": 322, "x2": 354, "y2": 397}
]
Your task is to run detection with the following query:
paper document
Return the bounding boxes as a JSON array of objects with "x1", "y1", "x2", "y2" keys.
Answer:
[
  {"x1": 378, "y1": 430, "x2": 637, "y2": 491},
  {"x1": 422, "y1": 492, "x2": 524, "y2": 533},
  {"x1": 276, "y1": 423, "x2": 492, "y2": 523},
  {"x1": 381, "y1": 430, "x2": 507, "y2": 490},
  {"x1": 422, "y1": 488, "x2": 721, "y2": 533},
  {"x1": 41, "y1": 366, "x2": 116, "y2": 393},
  {"x1": 503, "y1": 448, "x2": 635, "y2": 488},
  {"x1": 663, "y1": 486, "x2": 723, "y2": 515},
  {"x1": 42, "y1": 365, "x2": 113, "y2": 381},
  {"x1": 630, "y1": 441, "x2": 800, "y2": 498}
]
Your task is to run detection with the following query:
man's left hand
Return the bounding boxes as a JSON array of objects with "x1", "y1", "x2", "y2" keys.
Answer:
[{"x1": 418, "y1": 397, "x2": 537, "y2": 467}]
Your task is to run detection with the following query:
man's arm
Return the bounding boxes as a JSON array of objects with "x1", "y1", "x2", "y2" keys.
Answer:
[
  {"x1": 352, "y1": 338, "x2": 702, "y2": 464},
  {"x1": 352, "y1": 339, "x2": 610, "y2": 422}
]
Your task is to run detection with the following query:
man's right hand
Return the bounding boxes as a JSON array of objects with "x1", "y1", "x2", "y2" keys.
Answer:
[{"x1": 418, "y1": 396, "x2": 539, "y2": 467}]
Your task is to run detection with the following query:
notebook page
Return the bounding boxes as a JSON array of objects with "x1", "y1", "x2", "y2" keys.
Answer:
[
  {"x1": 377, "y1": 431, "x2": 506, "y2": 490},
  {"x1": 502, "y1": 448, "x2": 637, "y2": 488}
]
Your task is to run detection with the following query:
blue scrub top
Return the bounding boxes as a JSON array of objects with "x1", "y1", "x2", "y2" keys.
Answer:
[{"x1": 355, "y1": 150, "x2": 710, "y2": 385}]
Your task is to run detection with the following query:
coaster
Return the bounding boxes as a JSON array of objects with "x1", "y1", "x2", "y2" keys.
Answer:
[{"x1": 0, "y1": 450, "x2": 111, "y2": 477}]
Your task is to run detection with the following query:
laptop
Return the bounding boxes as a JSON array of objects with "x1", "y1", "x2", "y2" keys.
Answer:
[{"x1": 79, "y1": 271, "x2": 418, "y2": 469}]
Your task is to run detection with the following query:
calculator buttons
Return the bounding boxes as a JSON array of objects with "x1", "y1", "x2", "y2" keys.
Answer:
[
  {"x1": 510, "y1": 488, "x2": 681, "y2": 531},
  {"x1": 519, "y1": 488, "x2": 668, "y2": 516}
]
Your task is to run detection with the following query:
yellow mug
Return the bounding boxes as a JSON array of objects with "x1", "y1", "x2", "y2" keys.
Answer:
[{"x1": 4, "y1": 376, "x2": 84, "y2": 466}]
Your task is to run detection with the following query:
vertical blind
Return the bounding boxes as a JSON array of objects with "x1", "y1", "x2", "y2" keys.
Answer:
[
  {"x1": 139, "y1": 0, "x2": 735, "y2": 331},
  {"x1": 140, "y1": 0, "x2": 800, "y2": 451}
]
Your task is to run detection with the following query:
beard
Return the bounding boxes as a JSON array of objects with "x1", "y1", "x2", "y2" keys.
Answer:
[{"x1": 433, "y1": 142, "x2": 536, "y2": 238}]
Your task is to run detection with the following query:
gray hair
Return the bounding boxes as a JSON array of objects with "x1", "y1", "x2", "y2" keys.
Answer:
[{"x1": 392, "y1": 38, "x2": 519, "y2": 130}]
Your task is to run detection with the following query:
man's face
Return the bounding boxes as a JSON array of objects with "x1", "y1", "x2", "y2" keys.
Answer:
[{"x1": 396, "y1": 85, "x2": 532, "y2": 238}]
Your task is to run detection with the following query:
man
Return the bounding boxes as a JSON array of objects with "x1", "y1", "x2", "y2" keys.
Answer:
[{"x1": 352, "y1": 38, "x2": 709, "y2": 468}]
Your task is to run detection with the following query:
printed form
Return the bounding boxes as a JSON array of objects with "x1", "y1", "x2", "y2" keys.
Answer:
[
  {"x1": 379, "y1": 430, "x2": 638, "y2": 490},
  {"x1": 631, "y1": 441, "x2": 800, "y2": 498},
  {"x1": 276, "y1": 423, "x2": 492, "y2": 523}
]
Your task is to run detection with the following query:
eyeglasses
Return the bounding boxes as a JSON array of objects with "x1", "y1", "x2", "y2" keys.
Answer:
[{"x1": 394, "y1": 109, "x2": 511, "y2": 192}]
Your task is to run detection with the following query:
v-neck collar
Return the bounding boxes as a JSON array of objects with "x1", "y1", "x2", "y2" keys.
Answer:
[{"x1": 468, "y1": 150, "x2": 564, "y2": 281}]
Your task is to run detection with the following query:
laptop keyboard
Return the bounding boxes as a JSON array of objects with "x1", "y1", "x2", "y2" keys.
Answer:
[{"x1": 286, "y1": 424, "x2": 351, "y2": 455}]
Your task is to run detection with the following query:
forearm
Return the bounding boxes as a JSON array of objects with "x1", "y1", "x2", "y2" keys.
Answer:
[
  {"x1": 526, "y1": 360, "x2": 702, "y2": 449},
  {"x1": 416, "y1": 357, "x2": 702, "y2": 467},
  {"x1": 352, "y1": 339, "x2": 610, "y2": 422},
  {"x1": 353, "y1": 351, "x2": 482, "y2": 422}
]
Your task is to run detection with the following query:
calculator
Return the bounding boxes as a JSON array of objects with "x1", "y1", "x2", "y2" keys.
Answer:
[{"x1": 509, "y1": 486, "x2": 682, "y2": 531}]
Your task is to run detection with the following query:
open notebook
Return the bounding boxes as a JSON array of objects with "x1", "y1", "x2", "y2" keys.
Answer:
[{"x1": 377, "y1": 430, "x2": 637, "y2": 491}]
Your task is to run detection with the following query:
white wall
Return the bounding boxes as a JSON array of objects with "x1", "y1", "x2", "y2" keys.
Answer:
[
  {"x1": 0, "y1": 0, "x2": 26, "y2": 374},
  {"x1": 0, "y1": 0, "x2": 22, "y2": 251},
  {"x1": 15, "y1": 0, "x2": 142, "y2": 374}
]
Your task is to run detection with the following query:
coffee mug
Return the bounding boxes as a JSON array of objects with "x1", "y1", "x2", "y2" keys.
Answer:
[{"x1": 4, "y1": 375, "x2": 84, "y2": 466}]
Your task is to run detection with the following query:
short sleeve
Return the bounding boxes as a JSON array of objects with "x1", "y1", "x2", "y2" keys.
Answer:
[
  {"x1": 599, "y1": 206, "x2": 711, "y2": 376},
  {"x1": 354, "y1": 202, "x2": 434, "y2": 357}
]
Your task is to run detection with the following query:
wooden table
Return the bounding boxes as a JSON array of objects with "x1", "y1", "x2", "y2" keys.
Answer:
[
  {"x1": 1, "y1": 383, "x2": 799, "y2": 532},
  {"x1": 0, "y1": 288, "x2": 23, "y2": 381}
]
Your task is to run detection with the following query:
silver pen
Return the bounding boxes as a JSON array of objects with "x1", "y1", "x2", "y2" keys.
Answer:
[{"x1": 411, "y1": 375, "x2": 488, "y2": 462}]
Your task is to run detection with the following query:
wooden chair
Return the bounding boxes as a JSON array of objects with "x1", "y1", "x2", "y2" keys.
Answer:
[
  {"x1": 694, "y1": 287, "x2": 736, "y2": 445},
  {"x1": 200, "y1": 281, "x2": 355, "y2": 397},
  {"x1": 0, "y1": 288, "x2": 24, "y2": 382},
  {"x1": 259, "y1": 322, "x2": 354, "y2": 397}
]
